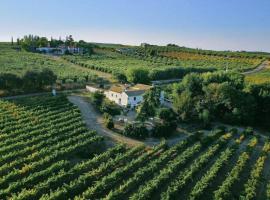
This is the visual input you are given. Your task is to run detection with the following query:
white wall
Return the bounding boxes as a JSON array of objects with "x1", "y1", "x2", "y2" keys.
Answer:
[
  {"x1": 104, "y1": 91, "x2": 144, "y2": 108},
  {"x1": 105, "y1": 91, "x2": 128, "y2": 106},
  {"x1": 127, "y1": 95, "x2": 144, "y2": 108},
  {"x1": 86, "y1": 86, "x2": 102, "y2": 93}
]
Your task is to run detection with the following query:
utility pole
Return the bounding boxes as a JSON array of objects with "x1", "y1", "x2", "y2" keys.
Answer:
[{"x1": 11, "y1": 36, "x2": 14, "y2": 46}]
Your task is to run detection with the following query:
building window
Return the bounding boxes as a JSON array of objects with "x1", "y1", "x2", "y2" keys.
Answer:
[{"x1": 134, "y1": 97, "x2": 136, "y2": 101}]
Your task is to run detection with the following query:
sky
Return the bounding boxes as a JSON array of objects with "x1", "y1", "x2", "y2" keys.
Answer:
[{"x1": 0, "y1": 0, "x2": 270, "y2": 52}]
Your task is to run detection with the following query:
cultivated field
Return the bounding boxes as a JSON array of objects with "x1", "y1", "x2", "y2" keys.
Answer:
[
  {"x1": 0, "y1": 95, "x2": 270, "y2": 200},
  {"x1": 245, "y1": 61, "x2": 270, "y2": 84},
  {"x1": 130, "y1": 46, "x2": 265, "y2": 72},
  {"x1": 160, "y1": 51, "x2": 262, "y2": 71},
  {"x1": 63, "y1": 48, "x2": 169, "y2": 74},
  {"x1": 0, "y1": 43, "x2": 99, "y2": 82},
  {"x1": 1, "y1": 42, "x2": 269, "y2": 85}
]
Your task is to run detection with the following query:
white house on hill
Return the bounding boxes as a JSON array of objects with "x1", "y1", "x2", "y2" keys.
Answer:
[{"x1": 104, "y1": 84, "x2": 152, "y2": 108}]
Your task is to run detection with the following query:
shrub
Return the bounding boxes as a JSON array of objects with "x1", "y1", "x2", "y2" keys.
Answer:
[
  {"x1": 152, "y1": 121, "x2": 177, "y2": 138},
  {"x1": 126, "y1": 68, "x2": 149, "y2": 84},
  {"x1": 122, "y1": 123, "x2": 148, "y2": 139},
  {"x1": 101, "y1": 100, "x2": 121, "y2": 116},
  {"x1": 91, "y1": 91, "x2": 105, "y2": 108},
  {"x1": 158, "y1": 108, "x2": 176, "y2": 122},
  {"x1": 113, "y1": 72, "x2": 127, "y2": 83},
  {"x1": 103, "y1": 113, "x2": 114, "y2": 129}
]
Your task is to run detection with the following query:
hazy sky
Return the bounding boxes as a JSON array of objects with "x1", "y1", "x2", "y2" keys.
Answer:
[{"x1": 1, "y1": 0, "x2": 270, "y2": 52}]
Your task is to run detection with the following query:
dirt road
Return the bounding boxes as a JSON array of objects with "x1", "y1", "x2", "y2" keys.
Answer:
[{"x1": 242, "y1": 60, "x2": 269, "y2": 75}]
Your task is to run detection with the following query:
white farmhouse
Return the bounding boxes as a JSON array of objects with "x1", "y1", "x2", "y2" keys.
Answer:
[{"x1": 104, "y1": 84, "x2": 152, "y2": 108}]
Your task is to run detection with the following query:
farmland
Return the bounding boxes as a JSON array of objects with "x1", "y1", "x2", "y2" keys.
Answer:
[
  {"x1": 128, "y1": 45, "x2": 266, "y2": 72},
  {"x1": 64, "y1": 46, "x2": 264, "y2": 74},
  {"x1": 1, "y1": 42, "x2": 269, "y2": 86},
  {"x1": 0, "y1": 95, "x2": 270, "y2": 199},
  {"x1": 160, "y1": 51, "x2": 262, "y2": 71},
  {"x1": 0, "y1": 43, "x2": 100, "y2": 82},
  {"x1": 63, "y1": 48, "x2": 169, "y2": 74},
  {"x1": 245, "y1": 61, "x2": 270, "y2": 84}
]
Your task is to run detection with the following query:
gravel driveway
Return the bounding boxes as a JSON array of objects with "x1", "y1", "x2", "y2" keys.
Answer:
[{"x1": 68, "y1": 95, "x2": 145, "y2": 147}]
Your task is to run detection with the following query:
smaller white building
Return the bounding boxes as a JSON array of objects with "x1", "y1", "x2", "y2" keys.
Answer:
[
  {"x1": 104, "y1": 84, "x2": 152, "y2": 108},
  {"x1": 36, "y1": 46, "x2": 83, "y2": 55}
]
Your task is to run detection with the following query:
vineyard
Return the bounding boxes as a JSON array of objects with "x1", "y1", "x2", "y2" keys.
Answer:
[
  {"x1": 1, "y1": 95, "x2": 270, "y2": 199},
  {"x1": 127, "y1": 46, "x2": 265, "y2": 72},
  {"x1": 63, "y1": 48, "x2": 168, "y2": 74},
  {"x1": 246, "y1": 61, "x2": 270, "y2": 84},
  {"x1": 1, "y1": 42, "x2": 269, "y2": 85},
  {"x1": 0, "y1": 43, "x2": 100, "y2": 82},
  {"x1": 62, "y1": 45, "x2": 268, "y2": 83}
]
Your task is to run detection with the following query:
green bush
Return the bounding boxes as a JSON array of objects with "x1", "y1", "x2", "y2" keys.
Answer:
[
  {"x1": 122, "y1": 123, "x2": 148, "y2": 139},
  {"x1": 158, "y1": 107, "x2": 176, "y2": 122},
  {"x1": 152, "y1": 121, "x2": 177, "y2": 138},
  {"x1": 91, "y1": 91, "x2": 105, "y2": 108},
  {"x1": 101, "y1": 100, "x2": 121, "y2": 116},
  {"x1": 103, "y1": 113, "x2": 114, "y2": 129},
  {"x1": 126, "y1": 68, "x2": 149, "y2": 84}
]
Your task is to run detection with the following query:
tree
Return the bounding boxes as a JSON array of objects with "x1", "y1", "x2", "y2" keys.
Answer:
[
  {"x1": 103, "y1": 113, "x2": 114, "y2": 129},
  {"x1": 101, "y1": 100, "x2": 121, "y2": 116},
  {"x1": 137, "y1": 87, "x2": 161, "y2": 121},
  {"x1": 123, "y1": 123, "x2": 148, "y2": 139},
  {"x1": 158, "y1": 107, "x2": 176, "y2": 122},
  {"x1": 77, "y1": 40, "x2": 94, "y2": 55},
  {"x1": 153, "y1": 107, "x2": 177, "y2": 138},
  {"x1": 113, "y1": 72, "x2": 127, "y2": 83},
  {"x1": 173, "y1": 90, "x2": 195, "y2": 121},
  {"x1": 38, "y1": 68, "x2": 57, "y2": 88},
  {"x1": 172, "y1": 71, "x2": 260, "y2": 127},
  {"x1": 65, "y1": 35, "x2": 74, "y2": 46},
  {"x1": 22, "y1": 70, "x2": 40, "y2": 91},
  {"x1": 126, "y1": 68, "x2": 149, "y2": 84},
  {"x1": 91, "y1": 91, "x2": 105, "y2": 108},
  {"x1": 0, "y1": 73, "x2": 21, "y2": 90},
  {"x1": 152, "y1": 121, "x2": 177, "y2": 138},
  {"x1": 180, "y1": 73, "x2": 203, "y2": 97},
  {"x1": 22, "y1": 69, "x2": 57, "y2": 91}
]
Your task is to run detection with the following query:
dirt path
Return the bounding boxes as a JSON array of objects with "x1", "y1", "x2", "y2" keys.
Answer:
[
  {"x1": 67, "y1": 95, "x2": 146, "y2": 147},
  {"x1": 242, "y1": 60, "x2": 269, "y2": 75}
]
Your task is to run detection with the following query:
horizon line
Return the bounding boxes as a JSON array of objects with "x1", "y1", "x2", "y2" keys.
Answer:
[{"x1": 1, "y1": 39, "x2": 269, "y2": 54}]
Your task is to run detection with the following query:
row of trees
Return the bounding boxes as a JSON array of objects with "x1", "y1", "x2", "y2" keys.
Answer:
[
  {"x1": 0, "y1": 68, "x2": 57, "y2": 92},
  {"x1": 172, "y1": 71, "x2": 270, "y2": 128},
  {"x1": 113, "y1": 67, "x2": 214, "y2": 84}
]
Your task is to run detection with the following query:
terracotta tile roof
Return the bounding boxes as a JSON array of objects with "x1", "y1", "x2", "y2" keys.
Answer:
[
  {"x1": 129, "y1": 84, "x2": 152, "y2": 91},
  {"x1": 109, "y1": 84, "x2": 152, "y2": 95},
  {"x1": 125, "y1": 84, "x2": 152, "y2": 96},
  {"x1": 109, "y1": 85, "x2": 125, "y2": 93}
]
